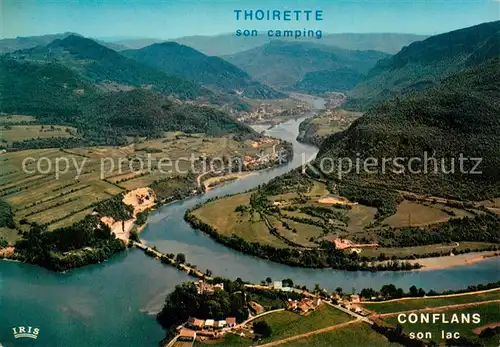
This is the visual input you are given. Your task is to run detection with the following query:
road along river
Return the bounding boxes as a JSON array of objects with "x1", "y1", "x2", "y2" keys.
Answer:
[{"x1": 1, "y1": 95, "x2": 498, "y2": 346}]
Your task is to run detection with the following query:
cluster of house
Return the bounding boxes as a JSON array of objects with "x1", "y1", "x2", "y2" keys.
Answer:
[
  {"x1": 286, "y1": 297, "x2": 322, "y2": 315},
  {"x1": 338, "y1": 294, "x2": 370, "y2": 317},
  {"x1": 187, "y1": 316, "x2": 237, "y2": 330},
  {"x1": 236, "y1": 102, "x2": 308, "y2": 124},
  {"x1": 196, "y1": 280, "x2": 224, "y2": 295},
  {"x1": 330, "y1": 238, "x2": 379, "y2": 254},
  {"x1": 248, "y1": 301, "x2": 265, "y2": 315},
  {"x1": 177, "y1": 316, "x2": 238, "y2": 342}
]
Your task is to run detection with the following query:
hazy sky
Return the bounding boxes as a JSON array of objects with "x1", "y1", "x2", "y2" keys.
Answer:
[{"x1": 2, "y1": 0, "x2": 499, "y2": 40}]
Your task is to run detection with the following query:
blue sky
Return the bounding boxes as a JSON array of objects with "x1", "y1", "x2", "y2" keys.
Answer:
[{"x1": 2, "y1": 0, "x2": 499, "y2": 40}]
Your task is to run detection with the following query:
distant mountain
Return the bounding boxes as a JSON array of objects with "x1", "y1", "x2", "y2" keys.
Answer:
[
  {"x1": 171, "y1": 33, "x2": 428, "y2": 56},
  {"x1": 1, "y1": 32, "x2": 427, "y2": 56},
  {"x1": 108, "y1": 38, "x2": 166, "y2": 50},
  {"x1": 7, "y1": 34, "x2": 207, "y2": 99},
  {"x1": 0, "y1": 58, "x2": 256, "y2": 147},
  {"x1": 224, "y1": 41, "x2": 389, "y2": 93},
  {"x1": 293, "y1": 68, "x2": 365, "y2": 94},
  {"x1": 317, "y1": 58, "x2": 500, "y2": 200},
  {"x1": 122, "y1": 42, "x2": 283, "y2": 99},
  {"x1": 346, "y1": 21, "x2": 500, "y2": 110},
  {"x1": 0, "y1": 32, "x2": 127, "y2": 53}
]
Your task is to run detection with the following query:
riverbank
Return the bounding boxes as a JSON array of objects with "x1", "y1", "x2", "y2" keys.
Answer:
[
  {"x1": 202, "y1": 172, "x2": 255, "y2": 192},
  {"x1": 409, "y1": 251, "x2": 500, "y2": 271},
  {"x1": 2, "y1": 93, "x2": 500, "y2": 347},
  {"x1": 184, "y1": 208, "x2": 420, "y2": 272}
]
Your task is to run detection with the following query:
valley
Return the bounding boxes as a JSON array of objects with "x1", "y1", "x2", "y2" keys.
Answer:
[{"x1": 0, "y1": 7, "x2": 499, "y2": 347}]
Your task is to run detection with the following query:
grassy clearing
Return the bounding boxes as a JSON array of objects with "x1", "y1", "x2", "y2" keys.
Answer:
[
  {"x1": 0, "y1": 227, "x2": 19, "y2": 245},
  {"x1": 268, "y1": 215, "x2": 322, "y2": 247},
  {"x1": 193, "y1": 193, "x2": 288, "y2": 248},
  {"x1": 0, "y1": 115, "x2": 37, "y2": 123},
  {"x1": 383, "y1": 303, "x2": 500, "y2": 345},
  {"x1": 306, "y1": 109, "x2": 363, "y2": 138},
  {"x1": 362, "y1": 290, "x2": 500, "y2": 314},
  {"x1": 382, "y1": 200, "x2": 451, "y2": 228},
  {"x1": 254, "y1": 304, "x2": 353, "y2": 344},
  {"x1": 280, "y1": 321, "x2": 401, "y2": 347},
  {"x1": 193, "y1": 333, "x2": 252, "y2": 347},
  {"x1": 1, "y1": 125, "x2": 76, "y2": 144},
  {"x1": 344, "y1": 204, "x2": 377, "y2": 233},
  {"x1": 304, "y1": 181, "x2": 329, "y2": 197},
  {"x1": 1, "y1": 131, "x2": 280, "y2": 231}
]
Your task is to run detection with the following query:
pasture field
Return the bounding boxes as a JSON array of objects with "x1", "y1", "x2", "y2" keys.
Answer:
[
  {"x1": 305, "y1": 109, "x2": 363, "y2": 138},
  {"x1": 280, "y1": 321, "x2": 401, "y2": 347},
  {"x1": 382, "y1": 303, "x2": 500, "y2": 346},
  {"x1": 253, "y1": 304, "x2": 353, "y2": 344},
  {"x1": 361, "y1": 289, "x2": 500, "y2": 314},
  {"x1": 382, "y1": 200, "x2": 464, "y2": 228},
  {"x1": 0, "y1": 115, "x2": 37, "y2": 123},
  {"x1": 1, "y1": 125, "x2": 76, "y2": 144},
  {"x1": 0, "y1": 132, "x2": 282, "y2": 243},
  {"x1": 193, "y1": 333, "x2": 251, "y2": 347},
  {"x1": 191, "y1": 177, "x2": 496, "y2": 258},
  {"x1": 192, "y1": 193, "x2": 288, "y2": 248},
  {"x1": 303, "y1": 181, "x2": 329, "y2": 197}
]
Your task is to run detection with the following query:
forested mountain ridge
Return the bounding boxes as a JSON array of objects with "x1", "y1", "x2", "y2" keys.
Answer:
[
  {"x1": 6, "y1": 34, "x2": 208, "y2": 99},
  {"x1": 0, "y1": 57, "x2": 257, "y2": 147},
  {"x1": 317, "y1": 58, "x2": 500, "y2": 200},
  {"x1": 346, "y1": 20, "x2": 500, "y2": 110},
  {"x1": 223, "y1": 40, "x2": 389, "y2": 93},
  {"x1": 170, "y1": 33, "x2": 428, "y2": 56},
  {"x1": 0, "y1": 32, "x2": 127, "y2": 54},
  {"x1": 122, "y1": 42, "x2": 284, "y2": 99}
]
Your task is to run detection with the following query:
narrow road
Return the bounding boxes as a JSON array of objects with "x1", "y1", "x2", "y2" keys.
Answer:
[
  {"x1": 324, "y1": 301, "x2": 373, "y2": 325},
  {"x1": 256, "y1": 319, "x2": 360, "y2": 347},
  {"x1": 133, "y1": 240, "x2": 211, "y2": 280}
]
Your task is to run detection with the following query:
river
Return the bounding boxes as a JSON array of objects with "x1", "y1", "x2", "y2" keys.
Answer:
[{"x1": 1, "y1": 95, "x2": 498, "y2": 346}]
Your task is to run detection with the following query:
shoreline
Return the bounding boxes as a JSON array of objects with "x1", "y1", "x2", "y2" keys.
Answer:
[
  {"x1": 410, "y1": 251, "x2": 500, "y2": 271},
  {"x1": 202, "y1": 171, "x2": 254, "y2": 192}
]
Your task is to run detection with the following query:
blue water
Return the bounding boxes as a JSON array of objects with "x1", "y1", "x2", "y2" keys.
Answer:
[{"x1": 1, "y1": 95, "x2": 498, "y2": 346}]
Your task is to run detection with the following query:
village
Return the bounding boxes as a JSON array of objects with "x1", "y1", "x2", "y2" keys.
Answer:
[
  {"x1": 170, "y1": 279, "x2": 372, "y2": 346},
  {"x1": 236, "y1": 100, "x2": 310, "y2": 125}
]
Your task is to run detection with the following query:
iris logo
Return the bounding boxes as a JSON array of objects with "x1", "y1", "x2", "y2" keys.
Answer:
[{"x1": 12, "y1": 326, "x2": 40, "y2": 339}]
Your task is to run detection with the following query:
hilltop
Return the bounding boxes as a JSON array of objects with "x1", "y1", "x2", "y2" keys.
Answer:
[
  {"x1": 169, "y1": 32, "x2": 427, "y2": 56},
  {"x1": 0, "y1": 32, "x2": 127, "y2": 54},
  {"x1": 0, "y1": 57, "x2": 256, "y2": 148},
  {"x1": 224, "y1": 41, "x2": 389, "y2": 93},
  {"x1": 122, "y1": 42, "x2": 283, "y2": 99},
  {"x1": 6, "y1": 34, "x2": 207, "y2": 99},
  {"x1": 346, "y1": 21, "x2": 500, "y2": 110},
  {"x1": 317, "y1": 58, "x2": 500, "y2": 200}
]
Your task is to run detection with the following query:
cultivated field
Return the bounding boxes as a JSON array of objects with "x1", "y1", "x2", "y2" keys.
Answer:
[
  {"x1": 280, "y1": 321, "x2": 401, "y2": 347},
  {"x1": 1, "y1": 125, "x2": 76, "y2": 145},
  {"x1": 253, "y1": 304, "x2": 353, "y2": 344},
  {"x1": 192, "y1": 193, "x2": 289, "y2": 248},
  {"x1": 0, "y1": 115, "x2": 37, "y2": 123},
  {"x1": 0, "y1": 132, "x2": 282, "y2": 244},
  {"x1": 305, "y1": 109, "x2": 363, "y2": 138},
  {"x1": 362, "y1": 289, "x2": 500, "y2": 314},
  {"x1": 193, "y1": 305, "x2": 354, "y2": 347},
  {"x1": 191, "y1": 178, "x2": 497, "y2": 258}
]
